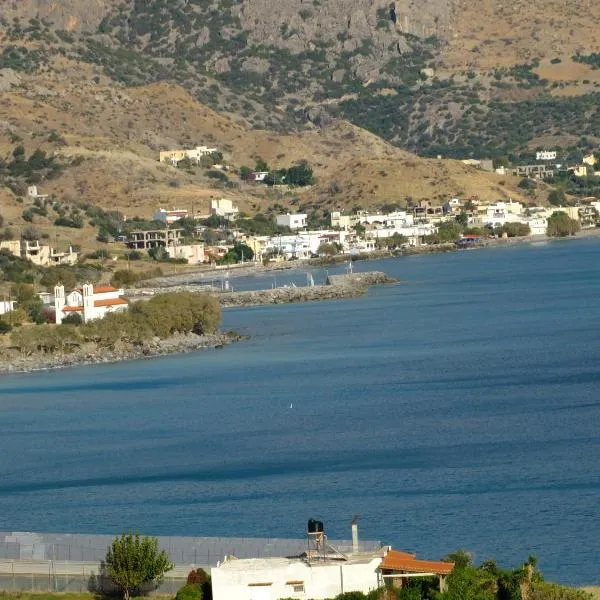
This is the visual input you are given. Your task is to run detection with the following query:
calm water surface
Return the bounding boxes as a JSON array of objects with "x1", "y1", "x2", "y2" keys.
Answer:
[{"x1": 1, "y1": 239, "x2": 600, "y2": 584}]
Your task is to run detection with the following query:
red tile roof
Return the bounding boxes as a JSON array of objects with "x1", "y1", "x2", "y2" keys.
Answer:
[
  {"x1": 94, "y1": 297, "x2": 128, "y2": 308},
  {"x1": 93, "y1": 285, "x2": 119, "y2": 294},
  {"x1": 62, "y1": 306, "x2": 83, "y2": 312},
  {"x1": 380, "y1": 550, "x2": 454, "y2": 576}
]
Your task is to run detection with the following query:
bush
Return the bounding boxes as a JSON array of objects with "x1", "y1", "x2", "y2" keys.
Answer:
[
  {"x1": 176, "y1": 583, "x2": 203, "y2": 600},
  {"x1": 0, "y1": 318, "x2": 12, "y2": 334},
  {"x1": 62, "y1": 312, "x2": 83, "y2": 325}
]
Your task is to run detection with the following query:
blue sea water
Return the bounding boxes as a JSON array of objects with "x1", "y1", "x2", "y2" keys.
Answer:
[{"x1": 1, "y1": 239, "x2": 600, "y2": 584}]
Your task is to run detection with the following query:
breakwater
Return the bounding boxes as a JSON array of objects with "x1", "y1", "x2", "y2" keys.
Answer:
[{"x1": 218, "y1": 271, "x2": 396, "y2": 307}]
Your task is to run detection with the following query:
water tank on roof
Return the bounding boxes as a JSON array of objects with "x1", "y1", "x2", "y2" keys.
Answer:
[{"x1": 307, "y1": 519, "x2": 324, "y2": 535}]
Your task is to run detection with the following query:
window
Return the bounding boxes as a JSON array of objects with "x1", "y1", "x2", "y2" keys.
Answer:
[{"x1": 286, "y1": 581, "x2": 305, "y2": 594}]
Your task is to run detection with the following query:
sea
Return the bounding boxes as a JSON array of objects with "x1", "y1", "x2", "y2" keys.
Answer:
[{"x1": 1, "y1": 238, "x2": 600, "y2": 585}]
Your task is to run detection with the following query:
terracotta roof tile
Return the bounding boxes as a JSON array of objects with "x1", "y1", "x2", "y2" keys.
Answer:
[
  {"x1": 62, "y1": 306, "x2": 83, "y2": 312},
  {"x1": 94, "y1": 298, "x2": 128, "y2": 308},
  {"x1": 93, "y1": 285, "x2": 119, "y2": 294},
  {"x1": 380, "y1": 550, "x2": 454, "y2": 576}
]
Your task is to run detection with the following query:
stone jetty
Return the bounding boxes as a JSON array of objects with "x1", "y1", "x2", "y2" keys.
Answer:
[{"x1": 218, "y1": 271, "x2": 396, "y2": 308}]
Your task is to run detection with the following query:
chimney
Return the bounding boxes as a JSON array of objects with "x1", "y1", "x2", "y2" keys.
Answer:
[{"x1": 351, "y1": 515, "x2": 359, "y2": 554}]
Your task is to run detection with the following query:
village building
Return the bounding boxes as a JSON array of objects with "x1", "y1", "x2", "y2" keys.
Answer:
[
  {"x1": 22, "y1": 241, "x2": 78, "y2": 267},
  {"x1": 27, "y1": 185, "x2": 49, "y2": 201},
  {"x1": 159, "y1": 145, "x2": 217, "y2": 166},
  {"x1": 412, "y1": 200, "x2": 444, "y2": 222},
  {"x1": 511, "y1": 164, "x2": 556, "y2": 179},
  {"x1": 211, "y1": 198, "x2": 239, "y2": 221},
  {"x1": 536, "y1": 150, "x2": 557, "y2": 161},
  {"x1": 166, "y1": 244, "x2": 205, "y2": 264},
  {"x1": 249, "y1": 171, "x2": 269, "y2": 182},
  {"x1": 53, "y1": 284, "x2": 128, "y2": 324},
  {"x1": 0, "y1": 300, "x2": 16, "y2": 315},
  {"x1": 153, "y1": 208, "x2": 189, "y2": 225},
  {"x1": 0, "y1": 240, "x2": 21, "y2": 258},
  {"x1": 330, "y1": 211, "x2": 361, "y2": 231},
  {"x1": 275, "y1": 213, "x2": 307, "y2": 230},
  {"x1": 127, "y1": 229, "x2": 184, "y2": 250}
]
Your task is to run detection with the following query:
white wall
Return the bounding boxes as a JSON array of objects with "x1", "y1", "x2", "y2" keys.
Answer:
[
  {"x1": 276, "y1": 214, "x2": 307, "y2": 230},
  {"x1": 212, "y1": 557, "x2": 382, "y2": 600}
]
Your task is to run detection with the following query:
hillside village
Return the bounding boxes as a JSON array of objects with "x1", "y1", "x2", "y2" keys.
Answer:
[{"x1": 0, "y1": 139, "x2": 597, "y2": 327}]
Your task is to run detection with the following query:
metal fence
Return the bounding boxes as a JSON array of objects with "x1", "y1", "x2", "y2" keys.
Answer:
[{"x1": 0, "y1": 532, "x2": 382, "y2": 593}]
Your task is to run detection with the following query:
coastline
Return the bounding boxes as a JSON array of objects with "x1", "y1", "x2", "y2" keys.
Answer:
[
  {"x1": 140, "y1": 228, "x2": 600, "y2": 291},
  {"x1": 2, "y1": 232, "x2": 598, "y2": 376},
  {"x1": 0, "y1": 330, "x2": 241, "y2": 376}
]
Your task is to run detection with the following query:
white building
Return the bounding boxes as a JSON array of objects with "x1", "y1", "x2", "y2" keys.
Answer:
[
  {"x1": 251, "y1": 171, "x2": 269, "y2": 182},
  {"x1": 0, "y1": 300, "x2": 16, "y2": 316},
  {"x1": 166, "y1": 244, "x2": 205, "y2": 264},
  {"x1": 27, "y1": 185, "x2": 49, "y2": 201},
  {"x1": 524, "y1": 216, "x2": 548, "y2": 235},
  {"x1": 22, "y1": 241, "x2": 78, "y2": 267},
  {"x1": 366, "y1": 224, "x2": 436, "y2": 246},
  {"x1": 54, "y1": 284, "x2": 128, "y2": 324},
  {"x1": 211, "y1": 545, "x2": 455, "y2": 600},
  {"x1": 331, "y1": 211, "x2": 360, "y2": 231},
  {"x1": 211, "y1": 554, "x2": 383, "y2": 600},
  {"x1": 361, "y1": 211, "x2": 414, "y2": 228},
  {"x1": 153, "y1": 208, "x2": 189, "y2": 225},
  {"x1": 536, "y1": 150, "x2": 557, "y2": 161},
  {"x1": 211, "y1": 198, "x2": 239, "y2": 221},
  {"x1": 0, "y1": 240, "x2": 21, "y2": 258},
  {"x1": 264, "y1": 232, "x2": 345, "y2": 259},
  {"x1": 276, "y1": 213, "x2": 307, "y2": 230},
  {"x1": 159, "y1": 146, "x2": 218, "y2": 166}
]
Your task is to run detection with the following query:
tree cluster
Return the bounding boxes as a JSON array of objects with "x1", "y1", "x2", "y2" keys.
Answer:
[
  {"x1": 240, "y1": 159, "x2": 314, "y2": 186},
  {"x1": 547, "y1": 212, "x2": 580, "y2": 237}
]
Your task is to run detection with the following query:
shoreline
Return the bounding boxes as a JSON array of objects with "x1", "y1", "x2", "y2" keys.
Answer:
[
  {"x1": 141, "y1": 228, "x2": 600, "y2": 290},
  {"x1": 0, "y1": 331, "x2": 242, "y2": 376},
  {"x1": 2, "y1": 232, "x2": 598, "y2": 376}
]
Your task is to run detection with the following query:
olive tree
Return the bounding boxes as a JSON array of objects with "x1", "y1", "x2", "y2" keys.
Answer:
[{"x1": 105, "y1": 533, "x2": 173, "y2": 600}]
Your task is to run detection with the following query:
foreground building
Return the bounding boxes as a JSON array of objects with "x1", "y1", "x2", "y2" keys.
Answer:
[
  {"x1": 211, "y1": 546, "x2": 454, "y2": 600},
  {"x1": 54, "y1": 284, "x2": 128, "y2": 324},
  {"x1": 211, "y1": 520, "x2": 453, "y2": 600}
]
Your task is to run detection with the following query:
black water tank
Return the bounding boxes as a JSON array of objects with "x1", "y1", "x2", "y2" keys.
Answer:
[{"x1": 308, "y1": 519, "x2": 324, "y2": 534}]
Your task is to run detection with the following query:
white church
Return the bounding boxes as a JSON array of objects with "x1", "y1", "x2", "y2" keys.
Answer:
[{"x1": 54, "y1": 283, "x2": 128, "y2": 324}]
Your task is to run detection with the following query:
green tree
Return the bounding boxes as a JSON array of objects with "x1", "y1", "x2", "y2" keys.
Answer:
[
  {"x1": 254, "y1": 157, "x2": 269, "y2": 172},
  {"x1": 548, "y1": 189, "x2": 566, "y2": 206},
  {"x1": 220, "y1": 243, "x2": 254, "y2": 264},
  {"x1": 456, "y1": 210, "x2": 469, "y2": 227},
  {"x1": 317, "y1": 242, "x2": 340, "y2": 256},
  {"x1": 105, "y1": 533, "x2": 173, "y2": 600},
  {"x1": 239, "y1": 165, "x2": 252, "y2": 180},
  {"x1": 547, "y1": 211, "x2": 580, "y2": 237},
  {"x1": 285, "y1": 161, "x2": 314, "y2": 186}
]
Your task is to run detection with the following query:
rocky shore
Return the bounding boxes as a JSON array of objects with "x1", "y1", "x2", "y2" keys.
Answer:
[{"x1": 0, "y1": 331, "x2": 240, "y2": 375}]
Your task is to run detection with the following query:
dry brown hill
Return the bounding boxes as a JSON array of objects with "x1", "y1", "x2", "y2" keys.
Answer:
[
  {"x1": 0, "y1": 62, "x2": 536, "y2": 237},
  {"x1": 442, "y1": 0, "x2": 600, "y2": 70}
]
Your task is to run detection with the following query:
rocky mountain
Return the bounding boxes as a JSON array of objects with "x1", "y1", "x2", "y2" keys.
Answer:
[{"x1": 2, "y1": 0, "x2": 599, "y2": 160}]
